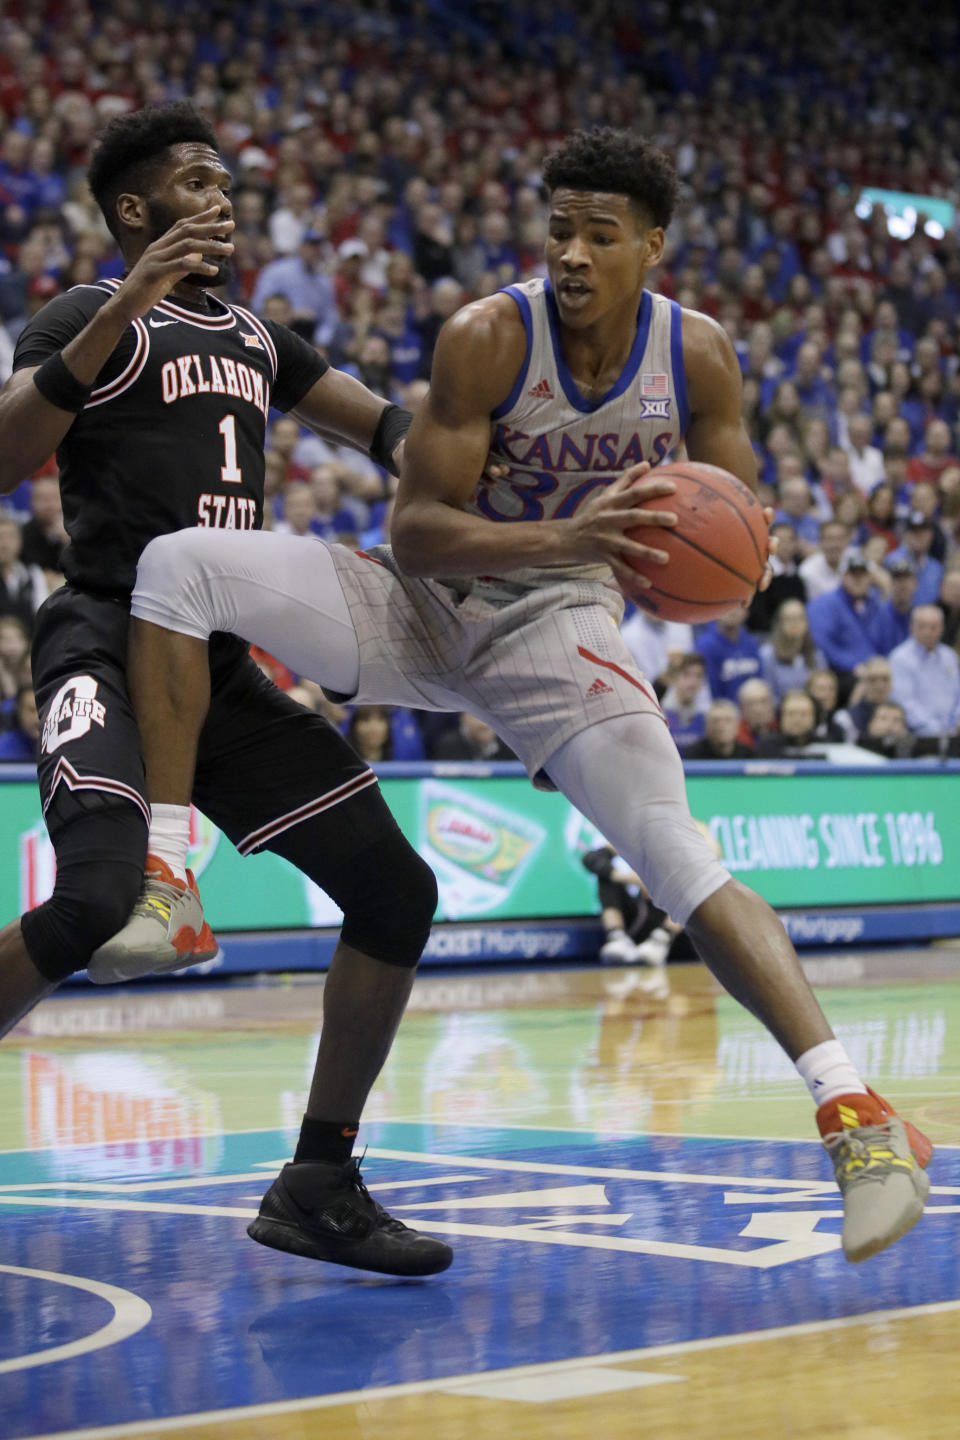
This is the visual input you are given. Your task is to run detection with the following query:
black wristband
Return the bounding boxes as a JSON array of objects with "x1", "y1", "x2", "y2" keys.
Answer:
[
  {"x1": 33, "y1": 352, "x2": 93, "y2": 413},
  {"x1": 368, "y1": 404, "x2": 412, "y2": 475}
]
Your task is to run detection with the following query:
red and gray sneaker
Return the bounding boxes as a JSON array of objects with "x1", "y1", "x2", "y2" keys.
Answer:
[
  {"x1": 817, "y1": 1086, "x2": 933, "y2": 1263},
  {"x1": 248, "y1": 1157, "x2": 454, "y2": 1277},
  {"x1": 86, "y1": 854, "x2": 219, "y2": 985}
]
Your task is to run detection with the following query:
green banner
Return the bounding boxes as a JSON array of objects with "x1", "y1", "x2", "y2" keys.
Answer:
[
  {"x1": 686, "y1": 772, "x2": 960, "y2": 907},
  {"x1": 2, "y1": 768, "x2": 959, "y2": 929}
]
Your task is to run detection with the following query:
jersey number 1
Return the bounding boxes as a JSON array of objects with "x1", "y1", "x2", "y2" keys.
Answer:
[{"x1": 218, "y1": 415, "x2": 242, "y2": 484}]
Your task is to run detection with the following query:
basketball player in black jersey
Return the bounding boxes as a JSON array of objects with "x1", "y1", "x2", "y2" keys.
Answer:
[{"x1": 0, "y1": 103, "x2": 451, "y2": 1277}]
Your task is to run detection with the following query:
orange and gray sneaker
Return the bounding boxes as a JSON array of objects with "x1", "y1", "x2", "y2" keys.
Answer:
[
  {"x1": 817, "y1": 1087, "x2": 932, "y2": 1263},
  {"x1": 86, "y1": 854, "x2": 219, "y2": 985}
]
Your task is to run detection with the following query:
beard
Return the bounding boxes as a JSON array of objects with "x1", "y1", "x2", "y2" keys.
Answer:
[{"x1": 146, "y1": 198, "x2": 234, "y2": 288}]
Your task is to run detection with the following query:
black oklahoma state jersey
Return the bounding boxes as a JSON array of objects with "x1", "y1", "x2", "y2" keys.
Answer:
[{"x1": 13, "y1": 278, "x2": 327, "y2": 595}]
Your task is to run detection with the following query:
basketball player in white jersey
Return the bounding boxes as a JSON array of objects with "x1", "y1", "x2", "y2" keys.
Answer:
[{"x1": 107, "y1": 129, "x2": 931, "y2": 1264}]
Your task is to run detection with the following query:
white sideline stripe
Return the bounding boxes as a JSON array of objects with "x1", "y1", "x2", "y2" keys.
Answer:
[
  {"x1": 452, "y1": 1366, "x2": 686, "y2": 1402},
  {"x1": 366, "y1": 1146, "x2": 837, "y2": 1191},
  {"x1": 3, "y1": 1145, "x2": 957, "y2": 1196},
  {"x1": 0, "y1": 1264, "x2": 151, "y2": 1375},
  {"x1": 20, "y1": 1299, "x2": 960, "y2": 1439}
]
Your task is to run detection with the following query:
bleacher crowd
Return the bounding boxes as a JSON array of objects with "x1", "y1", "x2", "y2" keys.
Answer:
[{"x1": 1, "y1": 0, "x2": 960, "y2": 763}]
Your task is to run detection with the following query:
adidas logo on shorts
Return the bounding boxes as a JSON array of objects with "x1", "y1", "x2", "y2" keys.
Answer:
[{"x1": 586, "y1": 677, "x2": 614, "y2": 699}]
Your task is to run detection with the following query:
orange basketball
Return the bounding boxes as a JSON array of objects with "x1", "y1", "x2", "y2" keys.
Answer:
[{"x1": 622, "y1": 461, "x2": 768, "y2": 623}]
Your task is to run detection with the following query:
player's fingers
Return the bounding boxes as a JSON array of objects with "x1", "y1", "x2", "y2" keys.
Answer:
[
  {"x1": 169, "y1": 206, "x2": 234, "y2": 231},
  {"x1": 624, "y1": 481, "x2": 677, "y2": 510},
  {"x1": 619, "y1": 462, "x2": 652, "y2": 484},
  {"x1": 152, "y1": 237, "x2": 233, "y2": 268},
  {"x1": 612, "y1": 558, "x2": 652, "y2": 590},
  {"x1": 618, "y1": 507, "x2": 678, "y2": 529},
  {"x1": 756, "y1": 561, "x2": 775, "y2": 593},
  {"x1": 618, "y1": 536, "x2": 671, "y2": 566}
]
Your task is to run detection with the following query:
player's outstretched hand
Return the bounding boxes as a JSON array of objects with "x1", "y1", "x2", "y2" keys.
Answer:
[
  {"x1": 108, "y1": 207, "x2": 235, "y2": 321},
  {"x1": 567, "y1": 462, "x2": 677, "y2": 590}
]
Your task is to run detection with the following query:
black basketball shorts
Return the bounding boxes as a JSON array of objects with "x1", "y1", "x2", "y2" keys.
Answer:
[{"x1": 32, "y1": 585, "x2": 391, "y2": 866}]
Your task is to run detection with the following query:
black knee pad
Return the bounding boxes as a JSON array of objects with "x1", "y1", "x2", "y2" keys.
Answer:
[
  {"x1": 21, "y1": 808, "x2": 146, "y2": 981},
  {"x1": 327, "y1": 830, "x2": 438, "y2": 968}
]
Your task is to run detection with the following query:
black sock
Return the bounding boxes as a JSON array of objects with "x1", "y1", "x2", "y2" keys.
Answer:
[{"x1": 294, "y1": 1115, "x2": 359, "y2": 1166}]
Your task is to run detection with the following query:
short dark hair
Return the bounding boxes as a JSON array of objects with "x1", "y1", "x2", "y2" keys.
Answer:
[
  {"x1": 542, "y1": 128, "x2": 679, "y2": 230},
  {"x1": 88, "y1": 102, "x2": 219, "y2": 241}
]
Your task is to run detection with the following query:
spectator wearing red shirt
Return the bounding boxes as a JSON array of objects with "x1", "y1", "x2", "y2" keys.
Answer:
[{"x1": 907, "y1": 420, "x2": 959, "y2": 487}]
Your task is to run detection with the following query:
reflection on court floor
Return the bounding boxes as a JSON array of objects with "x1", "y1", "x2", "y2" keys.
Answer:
[{"x1": 1, "y1": 959, "x2": 959, "y2": 1439}]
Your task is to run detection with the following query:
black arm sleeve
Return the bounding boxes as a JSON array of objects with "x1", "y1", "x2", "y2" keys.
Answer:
[{"x1": 264, "y1": 317, "x2": 330, "y2": 413}]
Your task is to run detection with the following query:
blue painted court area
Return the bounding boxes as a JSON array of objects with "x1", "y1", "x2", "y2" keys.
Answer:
[{"x1": 2, "y1": 1123, "x2": 958, "y2": 1437}]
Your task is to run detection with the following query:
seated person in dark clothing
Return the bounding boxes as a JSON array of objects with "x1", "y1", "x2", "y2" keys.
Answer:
[
  {"x1": 581, "y1": 842, "x2": 673, "y2": 966},
  {"x1": 345, "y1": 704, "x2": 394, "y2": 763},
  {"x1": 756, "y1": 690, "x2": 826, "y2": 757},
  {"x1": 807, "y1": 667, "x2": 855, "y2": 742},
  {"x1": 856, "y1": 700, "x2": 942, "y2": 759},
  {"x1": 937, "y1": 569, "x2": 960, "y2": 649},
  {"x1": 747, "y1": 521, "x2": 807, "y2": 632},
  {"x1": 430, "y1": 712, "x2": 517, "y2": 761},
  {"x1": 839, "y1": 656, "x2": 893, "y2": 738},
  {"x1": 682, "y1": 700, "x2": 755, "y2": 760},
  {"x1": 736, "y1": 677, "x2": 778, "y2": 748},
  {"x1": 0, "y1": 683, "x2": 39, "y2": 761},
  {"x1": 18, "y1": 475, "x2": 67, "y2": 583}
]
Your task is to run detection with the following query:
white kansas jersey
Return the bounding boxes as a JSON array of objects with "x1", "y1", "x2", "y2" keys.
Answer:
[{"x1": 467, "y1": 277, "x2": 689, "y2": 593}]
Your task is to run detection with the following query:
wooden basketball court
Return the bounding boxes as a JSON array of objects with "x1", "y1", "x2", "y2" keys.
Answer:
[{"x1": 2, "y1": 952, "x2": 958, "y2": 1440}]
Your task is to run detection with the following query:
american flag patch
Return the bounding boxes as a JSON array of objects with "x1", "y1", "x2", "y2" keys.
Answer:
[{"x1": 641, "y1": 373, "x2": 668, "y2": 397}]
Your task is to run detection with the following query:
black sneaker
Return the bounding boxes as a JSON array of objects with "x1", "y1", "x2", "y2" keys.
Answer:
[{"x1": 247, "y1": 1158, "x2": 454, "y2": 1276}]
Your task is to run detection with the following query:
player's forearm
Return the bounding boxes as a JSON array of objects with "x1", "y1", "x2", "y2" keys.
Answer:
[
  {"x1": 390, "y1": 498, "x2": 575, "y2": 578},
  {"x1": 0, "y1": 298, "x2": 136, "y2": 492}
]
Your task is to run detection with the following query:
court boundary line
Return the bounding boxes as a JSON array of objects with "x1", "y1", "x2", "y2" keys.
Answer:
[
  {"x1": 18, "y1": 1298, "x2": 960, "y2": 1440},
  {"x1": 2, "y1": 1123, "x2": 958, "y2": 1158},
  {"x1": 0, "y1": 1265, "x2": 151, "y2": 1376}
]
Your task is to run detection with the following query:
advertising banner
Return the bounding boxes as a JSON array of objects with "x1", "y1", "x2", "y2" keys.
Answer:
[{"x1": 3, "y1": 768, "x2": 960, "y2": 930}]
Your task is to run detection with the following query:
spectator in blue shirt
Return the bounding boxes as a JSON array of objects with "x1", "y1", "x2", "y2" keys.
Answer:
[
  {"x1": 250, "y1": 231, "x2": 338, "y2": 347},
  {"x1": 774, "y1": 475, "x2": 821, "y2": 554},
  {"x1": 807, "y1": 550, "x2": 892, "y2": 683},
  {"x1": 374, "y1": 297, "x2": 424, "y2": 385},
  {"x1": 759, "y1": 598, "x2": 825, "y2": 701},
  {"x1": 886, "y1": 513, "x2": 943, "y2": 605},
  {"x1": 661, "y1": 653, "x2": 709, "y2": 751},
  {"x1": 789, "y1": 342, "x2": 835, "y2": 419},
  {"x1": 889, "y1": 606, "x2": 960, "y2": 737},
  {"x1": 0, "y1": 131, "x2": 41, "y2": 218},
  {"x1": 696, "y1": 609, "x2": 762, "y2": 701}
]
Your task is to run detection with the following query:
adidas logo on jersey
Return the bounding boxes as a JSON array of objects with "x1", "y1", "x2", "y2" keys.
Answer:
[
  {"x1": 585, "y1": 677, "x2": 614, "y2": 699},
  {"x1": 528, "y1": 377, "x2": 553, "y2": 399}
]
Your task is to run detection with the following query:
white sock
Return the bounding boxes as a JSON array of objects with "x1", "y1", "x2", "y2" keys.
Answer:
[
  {"x1": 795, "y1": 1039, "x2": 868, "y2": 1108},
  {"x1": 148, "y1": 803, "x2": 191, "y2": 883}
]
